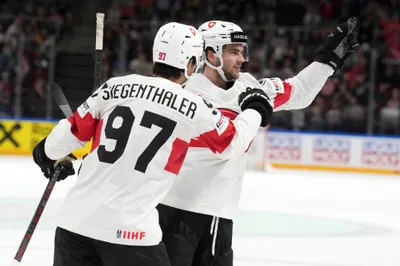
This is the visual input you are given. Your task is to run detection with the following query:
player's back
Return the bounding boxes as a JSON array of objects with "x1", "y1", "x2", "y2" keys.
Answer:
[{"x1": 58, "y1": 74, "x2": 206, "y2": 246}]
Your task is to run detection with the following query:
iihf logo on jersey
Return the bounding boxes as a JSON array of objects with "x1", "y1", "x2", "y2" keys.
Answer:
[
  {"x1": 116, "y1": 230, "x2": 122, "y2": 238},
  {"x1": 116, "y1": 229, "x2": 146, "y2": 240}
]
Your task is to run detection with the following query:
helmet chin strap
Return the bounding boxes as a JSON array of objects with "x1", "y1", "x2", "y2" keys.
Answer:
[{"x1": 204, "y1": 55, "x2": 235, "y2": 82}]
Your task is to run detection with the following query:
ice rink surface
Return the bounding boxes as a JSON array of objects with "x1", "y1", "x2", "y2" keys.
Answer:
[{"x1": 1, "y1": 155, "x2": 400, "y2": 266}]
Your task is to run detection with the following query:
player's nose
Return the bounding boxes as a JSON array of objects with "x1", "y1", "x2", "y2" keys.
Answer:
[{"x1": 238, "y1": 53, "x2": 245, "y2": 64}]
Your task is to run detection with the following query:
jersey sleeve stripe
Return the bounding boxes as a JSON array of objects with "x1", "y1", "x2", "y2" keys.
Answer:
[
  {"x1": 67, "y1": 112, "x2": 99, "y2": 142},
  {"x1": 218, "y1": 108, "x2": 238, "y2": 120},
  {"x1": 189, "y1": 108, "x2": 249, "y2": 154},
  {"x1": 164, "y1": 138, "x2": 190, "y2": 175},
  {"x1": 90, "y1": 119, "x2": 104, "y2": 152},
  {"x1": 273, "y1": 81, "x2": 293, "y2": 109},
  {"x1": 196, "y1": 121, "x2": 236, "y2": 154}
]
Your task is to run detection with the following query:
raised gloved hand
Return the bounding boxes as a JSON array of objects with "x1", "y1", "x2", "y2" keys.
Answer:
[
  {"x1": 238, "y1": 88, "x2": 273, "y2": 127},
  {"x1": 313, "y1": 17, "x2": 360, "y2": 71},
  {"x1": 33, "y1": 138, "x2": 76, "y2": 181}
]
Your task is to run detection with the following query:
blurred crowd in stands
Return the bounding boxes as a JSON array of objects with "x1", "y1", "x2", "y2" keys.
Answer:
[
  {"x1": 0, "y1": 0, "x2": 72, "y2": 117},
  {"x1": 1, "y1": 0, "x2": 399, "y2": 135}
]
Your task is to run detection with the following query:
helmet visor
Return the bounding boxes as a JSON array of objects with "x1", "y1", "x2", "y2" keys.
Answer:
[{"x1": 229, "y1": 31, "x2": 249, "y2": 61}]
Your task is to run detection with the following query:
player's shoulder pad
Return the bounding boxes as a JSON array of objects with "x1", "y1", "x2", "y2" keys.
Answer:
[
  {"x1": 258, "y1": 77, "x2": 285, "y2": 94},
  {"x1": 197, "y1": 97, "x2": 228, "y2": 135},
  {"x1": 184, "y1": 73, "x2": 209, "y2": 90},
  {"x1": 239, "y1": 72, "x2": 260, "y2": 87}
]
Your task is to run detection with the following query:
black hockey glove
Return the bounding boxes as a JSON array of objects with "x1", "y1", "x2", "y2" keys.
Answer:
[
  {"x1": 238, "y1": 88, "x2": 273, "y2": 127},
  {"x1": 313, "y1": 17, "x2": 360, "y2": 71},
  {"x1": 32, "y1": 138, "x2": 76, "y2": 181}
]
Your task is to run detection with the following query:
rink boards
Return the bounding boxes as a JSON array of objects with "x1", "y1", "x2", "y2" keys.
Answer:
[
  {"x1": 0, "y1": 118, "x2": 90, "y2": 157},
  {"x1": 267, "y1": 130, "x2": 400, "y2": 174},
  {"x1": 1, "y1": 118, "x2": 399, "y2": 174}
]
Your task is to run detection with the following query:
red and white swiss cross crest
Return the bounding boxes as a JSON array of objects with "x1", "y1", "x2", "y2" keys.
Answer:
[{"x1": 208, "y1": 21, "x2": 216, "y2": 28}]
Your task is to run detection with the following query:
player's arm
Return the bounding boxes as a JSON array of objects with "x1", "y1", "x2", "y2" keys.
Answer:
[
  {"x1": 32, "y1": 81, "x2": 110, "y2": 180},
  {"x1": 194, "y1": 88, "x2": 272, "y2": 159},
  {"x1": 43, "y1": 82, "x2": 109, "y2": 159},
  {"x1": 258, "y1": 17, "x2": 359, "y2": 111}
]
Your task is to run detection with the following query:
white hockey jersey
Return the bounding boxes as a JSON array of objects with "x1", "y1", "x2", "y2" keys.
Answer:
[
  {"x1": 161, "y1": 62, "x2": 334, "y2": 219},
  {"x1": 44, "y1": 74, "x2": 263, "y2": 246}
]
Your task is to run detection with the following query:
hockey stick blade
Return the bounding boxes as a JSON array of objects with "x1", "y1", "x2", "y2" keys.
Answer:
[{"x1": 50, "y1": 82, "x2": 73, "y2": 117}]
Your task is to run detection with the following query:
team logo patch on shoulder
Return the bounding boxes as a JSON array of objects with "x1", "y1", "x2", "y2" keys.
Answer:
[
  {"x1": 77, "y1": 100, "x2": 91, "y2": 117},
  {"x1": 270, "y1": 78, "x2": 284, "y2": 93},
  {"x1": 259, "y1": 78, "x2": 285, "y2": 93},
  {"x1": 215, "y1": 113, "x2": 228, "y2": 135}
]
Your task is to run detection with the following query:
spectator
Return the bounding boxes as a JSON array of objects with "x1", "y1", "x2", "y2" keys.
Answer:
[
  {"x1": 326, "y1": 97, "x2": 342, "y2": 131},
  {"x1": 129, "y1": 51, "x2": 152, "y2": 76},
  {"x1": 342, "y1": 96, "x2": 366, "y2": 133},
  {"x1": 307, "y1": 96, "x2": 326, "y2": 131},
  {"x1": 379, "y1": 88, "x2": 400, "y2": 134},
  {"x1": 0, "y1": 74, "x2": 12, "y2": 116}
]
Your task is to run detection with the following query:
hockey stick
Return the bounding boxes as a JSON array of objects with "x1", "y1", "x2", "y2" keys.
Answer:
[
  {"x1": 11, "y1": 19, "x2": 106, "y2": 262},
  {"x1": 50, "y1": 82, "x2": 73, "y2": 117},
  {"x1": 11, "y1": 82, "x2": 79, "y2": 265},
  {"x1": 10, "y1": 165, "x2": 63, "y2": 266},
  {"x1": 94, "y1": 13, "x2": 105, "y2": 91},
  {"x1": 50, "y1": 13, "x2": 104, "y2": 119}
]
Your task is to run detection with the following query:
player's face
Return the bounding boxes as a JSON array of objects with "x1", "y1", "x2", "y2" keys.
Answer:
[{"x1": 221, "y1": 44, "x2": 245, "y2": 80}]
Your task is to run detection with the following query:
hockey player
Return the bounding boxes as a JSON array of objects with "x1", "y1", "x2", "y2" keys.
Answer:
[
  {"x1": 157, "y1": 18, "x2": 360, "y2": 266},
  {"x1": 31, "y1": 22, "x2": 273, "y2": 266}
]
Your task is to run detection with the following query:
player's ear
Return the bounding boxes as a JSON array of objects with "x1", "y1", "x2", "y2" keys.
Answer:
[
  {"x1": 205, "y1": 48, "x2": 217, "y2": 64},
  {"x1": 186, "y1": 56, "x2": 197, "y2": 76}
]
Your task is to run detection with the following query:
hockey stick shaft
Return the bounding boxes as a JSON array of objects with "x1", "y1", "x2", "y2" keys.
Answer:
[
  {"x1": 12, "y1": 19, "x2": 105, "y2": 263},
  {"x1": 51, "y1": 13, "x2": 104, "y2": 118},
  {"x1": 11, "y1": 166, "x2": 63, "y2": 265},
  {"x1": 94, "y1": 13, "x2": 105, "y2": 91}
]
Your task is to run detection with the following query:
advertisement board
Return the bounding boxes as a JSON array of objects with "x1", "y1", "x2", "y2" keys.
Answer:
[
  {"x1": 268, "y1": 130, "x2": 400, "y2": 174},
  {"x1": 0, "y1": 119, "x2": 91, "y2": 157},
  {"x1": 2, "y1": 119, "x2": 399, "y2": 175}
]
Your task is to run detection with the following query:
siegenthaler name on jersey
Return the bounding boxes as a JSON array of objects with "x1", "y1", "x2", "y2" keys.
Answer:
[{"x1": 102, "y1": 83, "x2": 197, "y2": 119}]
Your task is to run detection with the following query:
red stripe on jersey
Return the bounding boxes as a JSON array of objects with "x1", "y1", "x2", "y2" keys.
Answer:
[
  {"x1": 189, "y1": 108, "x2": 239, "y2": 148},
  {"x1": 273, "y1": 81, "x2": 293, "y2": 109},
  {"x1": 245, "y1": 139, "x2": 253, "y2": 153},
  {"x1": 189, "y1": 108, "x2": 238, "y2": 153},
  {"x1": 164, "y1": 138, "x2": 189, "y2": 175},
  {"x1": 189, "y1": 137, "x2": 207, "y2": 148},
  {"x1": 67, "y1": 112, "x2": 99, "y2": 142},
  {"x1": 196, "y1": 120, "x2": 236, "y2": 154},
  {"x1": 90, "y1": 119, "x2": 103, "y2": 152},
  {"x1": 218, "y1": 108, "x2": 238, "y2": 120}
]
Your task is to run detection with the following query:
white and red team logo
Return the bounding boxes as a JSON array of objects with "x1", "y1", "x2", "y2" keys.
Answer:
[
  {"x1": 116, "y1": 230, "x2": 146, "y2": 240},
  {"x1": 208, "y1": 21, "x2": 216, "y2": 28},
  {"x1": 190, "y1": 27, "x2": 196, "y2": 36},
  {"x1": 268, "y1": 134, "x2": 301, "y2": 162},
  {"x1": 362, "y1": 140, "x2": 400, "y2": 166},
  {"x1": 313, "y1": 138, "x2": 350, "y2": 164}
]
